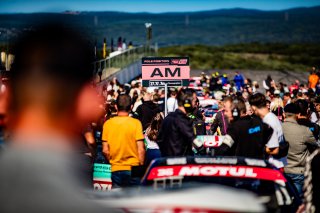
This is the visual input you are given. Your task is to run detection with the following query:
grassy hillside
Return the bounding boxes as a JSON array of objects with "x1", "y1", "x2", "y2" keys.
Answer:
[
  {"x1": 0, "y1": 7, "x2": 320, "y2": 47},
  {"x1": 158, "y1": 43, "x2": 320, "y2": 71}
]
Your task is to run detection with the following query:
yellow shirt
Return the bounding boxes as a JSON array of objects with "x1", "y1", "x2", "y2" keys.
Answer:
[{"x1": 102, "y1": 116, "x2": 144, "y2": 172}]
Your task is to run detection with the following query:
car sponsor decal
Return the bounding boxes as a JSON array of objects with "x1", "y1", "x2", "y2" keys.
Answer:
[
  {"x1": 147, "y1": 165, "x2": 286, "y2": 182},
  {"x1": 196, "y1": 135, "x2": 224, "y2": 147},
  {"x1": 93, "y1": 163, "x2": 112, "y2": 191}
]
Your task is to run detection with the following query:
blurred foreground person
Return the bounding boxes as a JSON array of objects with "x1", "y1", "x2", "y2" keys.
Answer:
[{"x1": 0, "y1": 25, "x2": 106, "y2": 212}]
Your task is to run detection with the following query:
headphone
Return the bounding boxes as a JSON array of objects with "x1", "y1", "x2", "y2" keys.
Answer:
[
  {"x1": 182, "y1": 89, "x2": 195, "y2": 112},
  {"x1": 184, "y1": 98, "x2": 192, "y2": 108},
  {"x1": 232, "y1": 98, "x2": 240, "y2": 120}
]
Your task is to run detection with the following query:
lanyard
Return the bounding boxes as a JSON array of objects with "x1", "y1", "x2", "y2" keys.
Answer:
[{"x1": 221, "y1": 110, "x2": 227, "y2": 135}]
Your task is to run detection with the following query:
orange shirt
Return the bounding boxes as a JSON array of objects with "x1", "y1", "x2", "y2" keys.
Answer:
[
  {"x1": 102, "y1": 116, "x2": 144, "y2": 172},
  {"x1": 309, "y1": 74, "x2": 319, "y2": 89}
]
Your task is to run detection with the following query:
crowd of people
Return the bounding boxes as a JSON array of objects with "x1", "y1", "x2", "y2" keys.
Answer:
[
  {"x1": 0, "y1": 24, "x2": 319, "y2": 212},
  {"x1": 93, "y1": 67, "x2": 320, "y2": 205}
]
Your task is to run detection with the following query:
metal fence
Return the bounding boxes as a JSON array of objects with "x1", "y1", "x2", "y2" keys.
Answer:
[{"x1": 93, "y1": 45, "x2": 156, "y2": 82}]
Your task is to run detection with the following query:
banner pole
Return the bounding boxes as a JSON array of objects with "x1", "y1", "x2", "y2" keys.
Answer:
[{"x1": 165, "y1": 83, "x2": 168, "y2": 117}]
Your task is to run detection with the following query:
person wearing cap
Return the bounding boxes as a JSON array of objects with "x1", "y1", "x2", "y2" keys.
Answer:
[
  {"x1": 209, "y1": 73, "x2": 218, "y2": 91},
  {"x1": 221, "y1": 74, "x2": 229, "y2": 86},
  {"x1": 282, "y1": 103, "x2": 317, "y2": 197}
]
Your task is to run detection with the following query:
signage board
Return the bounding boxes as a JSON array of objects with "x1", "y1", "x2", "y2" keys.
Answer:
[{"x1": 142, "y1": 57, "x2": 190, "y2": 87}]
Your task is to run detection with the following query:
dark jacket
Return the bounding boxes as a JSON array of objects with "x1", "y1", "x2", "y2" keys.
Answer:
[
  {"x1": 190, "y1": 109, "x2": 206, "y2": 136},
  {"x1": 158, "y1": 109, "x2": 195, "y2": 157},
  {"x1": 216, "y1": 115, "x2": 273, "y2": 159},
  {"x1": 211, "y1": 110, "x2": 228, "y2": 135},
  {"x1": 134, "y1": 101, "x2": 159, "y2": 131}
]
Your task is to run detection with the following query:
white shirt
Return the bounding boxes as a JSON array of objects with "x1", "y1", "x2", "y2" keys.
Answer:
[
  {"x1": 122, "y1": 43, "x2": 127, "y2": 51},
  {"x1": 310, "y1": 112, "x2": 318, "y2": 123},
  {"x1": 167, "y1": 97, "x2": 178, "y2": 113},
  {"x1": 145, "y1": 135, "x2": 159, "y2": 150},
  {"x1": 263, "y1": 112, "x2": 287, "y2": 168}
]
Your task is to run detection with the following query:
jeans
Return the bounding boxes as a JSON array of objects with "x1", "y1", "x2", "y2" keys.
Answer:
[
  {"x1": 111, "y1": 170, "x2": 140, "y2": 188},
  {"x1": 146, "y1": 149, "x2": 161, "y2": 166},
  {"x1": 286, "y1": 173, "x2": 304, "y2": 197}
]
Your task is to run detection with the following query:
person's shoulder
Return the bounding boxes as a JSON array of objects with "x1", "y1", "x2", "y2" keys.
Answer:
[
  {"x1": 284, "y1": 119, "x2": 308, "y2": 130},
  {"x1": 166, "y1": 110, "x2": 181, "y2": 120},
  {"x1": 127, "y1": 116, "x2": 142, "y2": 124},
  {"x1": 263, "y1": 112, "x2": 278, "y2": 122},
  {"x1": 251, "y1": 115, "x2": 263, "y2": 123},
  {"x1": 104, "y1": 116, "x2": 116, "y2": 124},
  {"x1": 264, "y1": 113, "x2": 283, "y2": 128}
]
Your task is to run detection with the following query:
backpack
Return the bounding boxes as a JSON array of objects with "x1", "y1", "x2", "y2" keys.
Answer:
[{"x1": 190, "y1": 115, "x2": 206, "y2": 136}]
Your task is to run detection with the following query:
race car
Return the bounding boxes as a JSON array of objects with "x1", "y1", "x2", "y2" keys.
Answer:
[
  {"x1": 92, "y1": 183, "x2": 265, "y2": 213},
  {"x1": 203, "y1": 107, "x2": 218, "y2": 133},
  {"x1": 141, "y1": 156, "x2": 301, "y2": 213},
  {"x1": 189, "y1": 77, "x2": 201, "y2": 87},
  {"x1": 199, "y1": 99, "x2": 219, "y2": 108},
  {"x1": 201, "y1": 101, "x2": 219, "y2": 134}
]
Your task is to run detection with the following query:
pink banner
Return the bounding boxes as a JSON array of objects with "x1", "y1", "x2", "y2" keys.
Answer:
[{"x1": 142, "y1": 65, "x2": 190, "y2": 80}]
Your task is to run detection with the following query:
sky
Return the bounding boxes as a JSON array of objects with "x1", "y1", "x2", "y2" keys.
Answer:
[{"x1": 0, "y1": 0, "x2": 320, "y2": 14}]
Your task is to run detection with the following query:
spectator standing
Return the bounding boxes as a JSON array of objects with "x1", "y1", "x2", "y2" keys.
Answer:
[
  {"x1": 249, "y1": 93, "x2": 287, "y2": 169},
  {"x1": 270, "y1": 97, "x2": 285, "y2": 122},
  {"x1": 144, "y1": 113, "x2": 163, "y2": 166},
  {"x1": 263, "y1": 75, "x2": 273, "y2": 92},
  {"x1": 102, "y1": 94, "x2": 145, "y2": 188},
  {"x1": 189, "y1": 98, "x2": 206, "y2": 136},
  {"x1": 233, "y1": 71, "x2": 245, "y2": 91},
  {"x1": 283, "y1": 92, "x2": 292, "y2": 106},
  {"x1": 221, "y1": 74, "x2": 229, "y2": 86},
  {"x1": 122, "y1": 38, "x2": 127, "y2": 51},
  {"x1": 167, "y1": 89, "x2": 178, "y2": 113},
  {"x1": 308, "y1": 70, "x2": 319, "y2": 91},
  {"x1": 133, "y1": 91, "x2": 160, "y2": 131},
  {"x1": 158, "y1": 89, "x2": 197, "y2": 157},
  {"x1": 282, "y1": 103, "x2": 317, "y2": 197},
  {"x1": 211, "y1": 97, "x2": 231, "y2": 136},
  {"x1": 295, "y1": 99, "x2": 320, "y2": 148},
  {"x1": 215, "y1": 97, "x2": 273, "y2": 159},
  {"x1": 117, "y1": 36, "x2": 122, "y2": 51},
  {"x1": 311, "y1": 96, "x2": 320, "y2": 124}
]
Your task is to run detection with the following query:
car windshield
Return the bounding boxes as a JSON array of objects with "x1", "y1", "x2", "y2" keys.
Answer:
[{"x1": 205, "y1": 110, "x2": 215, "y2": 117}]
